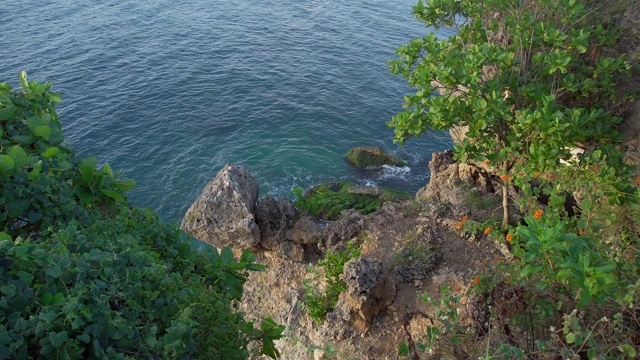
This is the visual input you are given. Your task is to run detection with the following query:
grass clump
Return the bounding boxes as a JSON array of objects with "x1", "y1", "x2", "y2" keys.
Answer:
[{"x1": 303, "y1": 242, "x2": 361, "y2": 323}]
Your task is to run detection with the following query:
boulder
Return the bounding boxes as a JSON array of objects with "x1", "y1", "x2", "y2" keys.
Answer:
[
  {"x1": 286, "y1": 216, "x2": 321, "y2": 245},
  {"x1": 337, "y1": 257, "x2": 396, "y2": 330},
  {"x1": 255, "y1": 196, "x2": 297, "y2": 250},
  {"x1": 319, "y1": 209, "x2": 364, "y2": 251},
  {"x1": 345, "y1": 146, "x2": 407, "y2": 169},
  {"x1": 181, "y1": 164, "x2": 260, "y2": 249},
  {"x1": 416, "y1": 150, "x2": 494, "y2": 205}
]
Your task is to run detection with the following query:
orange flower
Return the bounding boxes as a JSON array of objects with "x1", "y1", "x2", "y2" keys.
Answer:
[
  {"x1": 534, "y1": 209, "x2": 544, "y2": 220},
  {"x1": 456, "y1": 222, "x2": 463, "y2": 231},
  {"x1": 500, "y1": 174, "x2": 511, "y2": 182},
  {"x1": 506, "y1": 233, "x2": 513, "y2": 242},
  {"x1": 533, "y1": 172, "x2": 541, "y2": 179},
  {"x1": 593, "y1": 166, "x2": 601, "y2": 171},
  {"x1": 483, "y1": 159, "x2": 490, "y2": 165},
  {"x1": 546, "y1": 173, "x2": 555, "y2": 180},
  {"x1": 504, "y1": 280, "x2": 511, "y2": 285},
  {"x1": 578, "y1": 230, "x2": 584, "y2": 236},
  {"x1": 471, "y1": 277, "x2": 481, "y2": 286},
  {"x1": 461, "y1": 215, "x2": 469, "y2": 222},
  {"x1": 635, "y1": 177, "x2": 640, "y2": 184},
  {"x1": 484, "y1": 227, "x2": 491, "y2": 235}
]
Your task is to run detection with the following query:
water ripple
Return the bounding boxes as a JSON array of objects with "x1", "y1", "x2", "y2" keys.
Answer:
[{"x1": 1, "y1": 0, "x2": 452, "y2": 221}]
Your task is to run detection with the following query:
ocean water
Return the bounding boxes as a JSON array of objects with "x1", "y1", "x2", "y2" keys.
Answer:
[{"x1": 0, "y1": 1, "x2": 452, "y2": 222}]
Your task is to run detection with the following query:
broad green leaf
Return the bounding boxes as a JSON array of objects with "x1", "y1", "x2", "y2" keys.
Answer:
[
  {"x1": 34, "y1": 125, "x2": 51, "y2": 138},
  {"x1": 520, "y1": 264, "x2": 543, "y2": 277},
  {"x1": 114, "y1": 178, "x2": 136, "y2": 191},
  {"x1": 581, "y1": 199, "x2": 592, "y2": 212},
  {"x1": 74, "y1": 187, "x2": 93, "y2": 203},
  {"x1": 43, "y1": 147, "x2": 59, "y2": 158},
  {"x1": 40, "y1": 292, "x2": 52, "y2": 306},
  {"x1": 565, "y1": 332, "x2": 576, "y2": 344},
  {"x1": 100, "y1": 189, "x2": 125, "y2": 202},
  {"x1": 49, "y1": 331, "x2": 68, "y2": 348},
  {"x1": 0, "y1": 155, "x2": 14, "y2": 174},
  {"x1": 398, "y1": 343, "x2": 410, "y2": 356},
  {"x1": 0, "y1": 105, "x2": 16, "y2": 121},
  {"x1": 48, "y1": 91, "x2": 62, "y2": 103},
  {"x1": 220, "y1": 247, "x2": 234, "y2": 264},
  {"x1": 0, "y1": 232, "x2": 11, "y2": 241},
  {"x1": 12, "y1": 134, "x2": 35, "y2": 144},
  {"x1": 55, "y1": 160, "x2": 73, "y2": 172},
  {"x1": 79, "y1": 157, "x2": 97, "y2": 184}
]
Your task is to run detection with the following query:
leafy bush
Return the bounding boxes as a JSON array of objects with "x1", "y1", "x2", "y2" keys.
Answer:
[
  {"x1": 0, "y1": 72, "x2": 283, "y2": 359},
  {"x1": 389, "y1": 0, "x2": 632, "y2": 229}
]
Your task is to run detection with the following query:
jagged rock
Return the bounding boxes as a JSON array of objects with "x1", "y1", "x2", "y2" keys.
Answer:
[
  {"x1": 319, "y1": 209, "x2": 364, "y2": 251},
  {"x1": 416, "y1": 150, "x2": 494, "y2": 205},
  {"x1": 394, "y1": 226, "x2": 438, "y2": 282},
  {"x1": 181, "y1": 164, "x2": 260, "y2": 249},
  {"x1": 285, "y1": 216, "x2": 321, "y2": 245},
  {"x1": 345, "y1": 146, "x2": 407, "y2": 169},
  {"x1": 255, "y1": 196, "x2": 297, "y2": 250},
  {"x1": 338, "y1": 257, "x2": 396, "y2": 331}
]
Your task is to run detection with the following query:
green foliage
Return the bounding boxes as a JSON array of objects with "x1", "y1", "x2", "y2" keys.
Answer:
[
  {"x1": 293, "y1": 182, "x2": 378, "y2": 220},
  {"x1": 390, "y1": 0, "x2": 631, "y2": 228},
  {"x1": 0, "y1": 73, "x2": 283, "y2": 359},
  {"x1": 303, "y1": 242, "x2": 361, "y2": 323},
  {"x1": 294, "y1": 182, "x2": 410, "y2": 220}
]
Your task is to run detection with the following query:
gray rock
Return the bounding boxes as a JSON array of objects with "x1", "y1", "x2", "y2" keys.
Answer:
[
  {"x1": 285, "y1": 216, "x2": 321, "y2": 245},
  {"x1": 181, "y1": 164, "x2": 260, "y2": 249},
  {"x1": 255, "y1": 196, "x2": 297, "y2": 250},
  {"x1": 338, "y1": 257, "x2": 396, "y2": 330},
  {"x1": 416, "y1": 151, "x2": 494, "y2": 205},
  {"x1": 319, "y1": 210, "x2": 363, "y2": 251}
]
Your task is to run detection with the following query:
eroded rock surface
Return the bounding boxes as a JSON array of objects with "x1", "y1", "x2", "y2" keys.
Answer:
[
  {"x1": 337, "y1": 257, "x2": 396, "y2": 331},
  {"x1": 319, "y1": 209, "x2": 364, "y2": 251},
  {"x1": 416, "y1": 150, "x2": 494, "y2": 205},
  {"x1": 181, "y1": 164, "x2": 261, "y2": 248}
]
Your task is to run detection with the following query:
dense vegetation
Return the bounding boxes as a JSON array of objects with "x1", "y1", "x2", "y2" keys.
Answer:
[
  {"x1": 392, "y1": 0, "x2": 640, "y2": 358},
  {"x1": 0, "y1": 73, "x2": 283, "y2": 359}
]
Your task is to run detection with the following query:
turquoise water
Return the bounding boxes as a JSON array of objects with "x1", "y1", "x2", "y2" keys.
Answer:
[{"x1": 1, "y1": 1, "x2": 452, "y2": 222}]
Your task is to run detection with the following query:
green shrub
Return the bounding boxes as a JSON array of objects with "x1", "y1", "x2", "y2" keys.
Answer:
[{"x1": 0, "y1": 72, "x2": 283, "y2": 359}]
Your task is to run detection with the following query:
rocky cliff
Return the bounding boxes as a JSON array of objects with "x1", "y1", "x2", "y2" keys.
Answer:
[{"x1": 181, "y1": 158, "x2": 510, "y2": 359}]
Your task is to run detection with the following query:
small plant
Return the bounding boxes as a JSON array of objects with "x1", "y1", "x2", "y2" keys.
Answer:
[{"x1": 303, "y1": 242, "x2": 361, "y2": 322}]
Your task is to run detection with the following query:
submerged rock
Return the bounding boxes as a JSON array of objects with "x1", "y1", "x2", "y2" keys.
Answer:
[
  {"x1": 345, "y1": 146, "x2": 407, "y2": 169},
  {"x1": 181, "y1": 164, "x2": 261, "y2": 249}
]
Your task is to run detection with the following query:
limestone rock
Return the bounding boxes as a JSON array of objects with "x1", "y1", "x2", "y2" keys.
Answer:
[
  {"x1": 416, "y1": 150, "x2": 494, "y2": 205},
  {"x1": 285, "y1": 216, "x2": 321, "y2": 245},
  {"x1": 338, "y1": 257, "x2": 396, "y2": 330},
  {"x1": 319, "y1": 209, "x2": 364, "y2": 251},
  {"x1": 255, "y1": 196, "x2": 297, "y2": 250},
  {"x1": 345, "y1": 146, "x2": 407, "y2": 169},
  {"x1": 181, "y1": 164, "x2": 260, "y2": 249}
]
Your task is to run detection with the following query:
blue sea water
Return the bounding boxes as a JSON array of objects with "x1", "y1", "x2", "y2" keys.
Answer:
[{"x1": 0, "y1": 1, "x2": 452, "y2": 222}]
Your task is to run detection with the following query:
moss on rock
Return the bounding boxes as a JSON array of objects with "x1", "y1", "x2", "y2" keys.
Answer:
[
  {"x1": 294, "y1": 181, "x2": 411, "y2": 220},
  {"x1": 345, "y1": 146, "x2": 407, "y2": 169}
]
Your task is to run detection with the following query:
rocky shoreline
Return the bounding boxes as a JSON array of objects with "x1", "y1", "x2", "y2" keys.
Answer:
[{"x1": 180, "y1": 152, "x2": 512, "y2": 359}]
